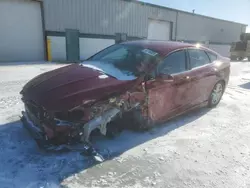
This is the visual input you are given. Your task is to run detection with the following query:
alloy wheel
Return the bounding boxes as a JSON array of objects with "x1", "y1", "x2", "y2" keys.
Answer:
[{"x1": 211, "y1": 82, "x2": 224, "y2": 105}]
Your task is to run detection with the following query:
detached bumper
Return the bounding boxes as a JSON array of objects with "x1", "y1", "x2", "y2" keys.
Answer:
[
  {"x1": 21, "y1": 107, "x2": 121, "y2": 147},
  {"x1": 21, "y1": 111, "x2": 107, "y2": 162},
  {"x1": 21, "y1": 111, "x2": 44, "y2": 140},
  {"x1": 21, "y1": 111, "x2": 78, "y2": 151}
]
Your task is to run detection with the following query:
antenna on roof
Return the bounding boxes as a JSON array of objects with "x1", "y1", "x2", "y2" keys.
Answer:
[{"x1": 192, "y1": 9, "x2": 195, "y2": 14}]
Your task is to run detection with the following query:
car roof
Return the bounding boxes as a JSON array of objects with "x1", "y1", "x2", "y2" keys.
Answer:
[{"x1": 122, "y1": 40, "x2": 214, "y2": 56}]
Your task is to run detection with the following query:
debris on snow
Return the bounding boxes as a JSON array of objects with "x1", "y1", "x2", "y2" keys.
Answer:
[
  {"x1": 158, "y1": 156, "x2": 165, "y2": 161},
  {"x1": 1, "y1": 62, "x2": 250, "y2": 188}
]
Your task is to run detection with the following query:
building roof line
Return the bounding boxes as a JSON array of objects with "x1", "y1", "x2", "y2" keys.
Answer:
[{"x1": 121, "y1": 0, "x2": 248, "y2": 26}]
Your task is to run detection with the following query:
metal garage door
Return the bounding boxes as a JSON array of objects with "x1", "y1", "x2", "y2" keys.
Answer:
[
  {"x1": 209, "y1": 44, "x2": 231, "y2": 57},
  {"x1": 0, "y1": 0, "x2": 44, "y2": 62},
  {"x1": 80, "y1": 38, "x2": 115, "y2": 60},
  {"x1": 148, "y1": 19, "x2": 171, "y2": 40}
]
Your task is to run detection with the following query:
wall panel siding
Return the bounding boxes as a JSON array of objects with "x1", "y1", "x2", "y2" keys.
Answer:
[
  {"x1": 177, "y1": 12, "x2": 244, "y2": 44},
  {"x1": 43, "y1": 0, "x2": 177, "y2": 39},
  {"x1": 43, "y1": 0, "x2": 245, "y2": 44},
  {"x1": 145, "y1": 5, "x2": 176, "y2": 39}
]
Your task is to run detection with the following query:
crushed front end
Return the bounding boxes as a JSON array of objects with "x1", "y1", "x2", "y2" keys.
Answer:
[
  {"x1": 21, "y1": 100, "x2": 114, "y2": 145},
  {"x1": 21, "y1": 98, "x2": 127, "y2": 161},
  {"x1": 20, "y1": 92, "x2": 144, "y2": 154},
  {"x1": 19, "y1": 63, "x2": 149, "y2": 162}
]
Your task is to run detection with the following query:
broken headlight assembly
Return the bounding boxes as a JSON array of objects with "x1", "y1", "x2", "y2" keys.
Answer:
[
  {"x1": 53, "y1": 109, "x2": 85, "y2": 128},
  {"x1": 54, "y1": 109, "x2": 84, "y2": 122}
]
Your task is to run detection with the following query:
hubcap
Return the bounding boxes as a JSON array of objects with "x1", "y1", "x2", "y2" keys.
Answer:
[{"x1": 211, "y1": 83, "x2": 223, "y2": 105}]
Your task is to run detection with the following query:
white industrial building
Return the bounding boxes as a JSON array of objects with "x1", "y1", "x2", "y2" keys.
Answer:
[{"x1": 0, "y1": 0, "x2": 247, "y2": 62}]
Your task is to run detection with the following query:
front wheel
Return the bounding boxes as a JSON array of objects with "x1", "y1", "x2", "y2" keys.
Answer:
[
  {"x1": 208, "y1": 81, "x2": 225, "y2": 108},
  {"x1": 124, "y1": 109, "x2": 152, "y2": 131}
]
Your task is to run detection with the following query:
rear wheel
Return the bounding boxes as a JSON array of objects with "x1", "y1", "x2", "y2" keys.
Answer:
[
  {"x1": 106, "y1": 119, "x2": 123, "y2": 139},
  {"x1": 208, "y1": 81, "x2": 225, "y2": 108},
  {"x1": 248, "y1": 57, "x2": 250, "y2": 62}
]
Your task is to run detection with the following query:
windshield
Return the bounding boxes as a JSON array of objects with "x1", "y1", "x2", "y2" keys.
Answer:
[{"x1": 87, "y1": 44, "x2": 160, "y2": 77}]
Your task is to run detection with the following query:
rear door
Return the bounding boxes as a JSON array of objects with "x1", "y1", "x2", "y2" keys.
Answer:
[
  {"x1": 146, "y1": 50, "x2": 193, "y2": 122},
  {"x1": 187, "y1": 49, "x2": 217, "y2": 106}
]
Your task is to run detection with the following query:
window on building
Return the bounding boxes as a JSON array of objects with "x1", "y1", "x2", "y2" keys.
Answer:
[
  {"x1": 188, "y1": 49, "x2": 210, "y2": 68},
  {"x1": 157, "y1": 50, "x2": 186, "y2": 75}
]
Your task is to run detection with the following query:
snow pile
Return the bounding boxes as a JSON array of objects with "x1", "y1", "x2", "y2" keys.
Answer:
[{"x1": 0, "y1": 62, "x2": 250, "y2": 188}]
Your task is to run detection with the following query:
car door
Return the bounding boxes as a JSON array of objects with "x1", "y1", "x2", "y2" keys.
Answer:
[
  {"x1": 187, "y1": 48, "x2": 217, "y2": 106},
  {"x1": 146, "y1": 50, "x2": 193, "y2": 122}
]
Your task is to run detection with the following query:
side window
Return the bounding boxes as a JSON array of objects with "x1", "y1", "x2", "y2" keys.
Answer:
[
  {"x1": 157, "y1": 50, "x2": 186, "y2": 75},
  {"x1": 206, "y1": 51, "x2": 217, "y2": 62},
  {"x1": 188, "y1": 49, "x2": 210, "y2": 69}
]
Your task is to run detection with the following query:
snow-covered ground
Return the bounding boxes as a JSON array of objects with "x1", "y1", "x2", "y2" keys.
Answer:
[{"x1": 0, "y1": 62, "x2": 250, "y2": 188}]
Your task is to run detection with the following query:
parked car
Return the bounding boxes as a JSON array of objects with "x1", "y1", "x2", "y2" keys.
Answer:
[{"x1": 20, "y1": 40, "x2": 230, "y2": 149}]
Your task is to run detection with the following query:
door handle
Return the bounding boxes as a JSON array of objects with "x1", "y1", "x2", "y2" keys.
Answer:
[
  {"x1": 174, "y1": 76, "x2": 191, "y2": 86},
  {"x1": 179, "y1": 76, "x2": 191, "y2": 82},
  {"x1": 187, "y1": 76, "x2": 199, "y2": 82},
  {"x1": 205, "y1": 71, "x2": 216, "y2": 77}
]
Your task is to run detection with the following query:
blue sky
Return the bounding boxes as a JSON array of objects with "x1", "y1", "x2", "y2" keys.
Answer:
[{"x1": 140, "y1": 0, "x2": 250, "y2": 32}]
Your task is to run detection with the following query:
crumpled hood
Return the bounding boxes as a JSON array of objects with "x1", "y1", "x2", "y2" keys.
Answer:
[{"x1": 21, "y1": 63, "x2": 137, "y2": 112}]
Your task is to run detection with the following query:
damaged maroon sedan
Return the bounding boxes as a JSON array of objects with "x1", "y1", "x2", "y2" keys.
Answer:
[{"x1": 20, "y1": 40, "x2": 230, "y2": 151}]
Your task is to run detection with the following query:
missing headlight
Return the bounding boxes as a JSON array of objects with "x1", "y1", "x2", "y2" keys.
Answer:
[{"x1": 55, "y1": 110, "x2": 84, "y2": 122}]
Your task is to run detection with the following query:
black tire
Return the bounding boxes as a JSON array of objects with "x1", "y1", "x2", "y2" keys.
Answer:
[
  {"x1": 106, "y1": 120, "x2": 123, "y2": 139},
  {"x1": 122, "y1": 109, "x2": 152, "y2": 131},
  {"x1": 208, "y1": 81, "x2": 225, "y2": 108},
  {"x1": 131, "y1": 109, "x2": 153, "y2": 131}
]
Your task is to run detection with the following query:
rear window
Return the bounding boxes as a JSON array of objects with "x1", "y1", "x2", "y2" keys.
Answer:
[
  {"x1": 188, "y1": 49, "x2": 210, "y2": 68},
  {"x1": 206, "y1": 51, "x2": 217, "y2": 62}
]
